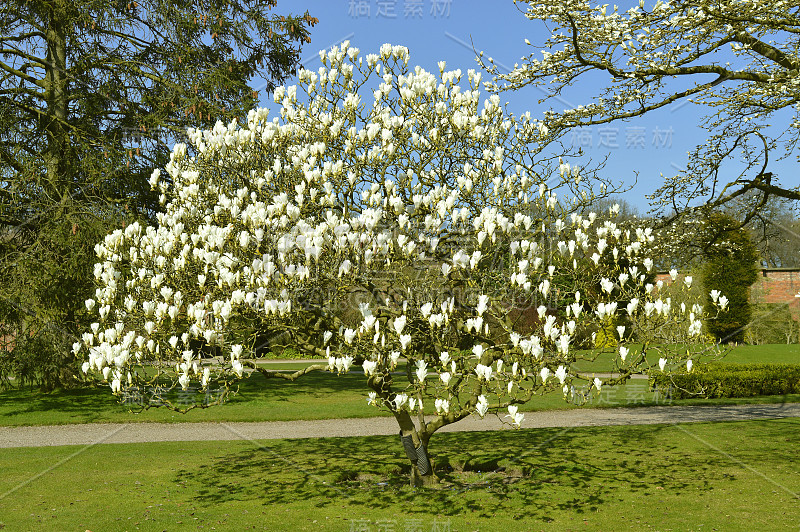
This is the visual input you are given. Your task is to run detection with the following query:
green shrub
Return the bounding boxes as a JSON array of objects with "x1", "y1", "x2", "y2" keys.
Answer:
[
  {"x1": 649, "y1": 363, "x2": 800, "y2": 399},
  {"x1": 259, "y1": 347, "x2": 308, "y2": 360},
  {"x1": 594, "y1": 319, "x2": 619, "y2": 348}
]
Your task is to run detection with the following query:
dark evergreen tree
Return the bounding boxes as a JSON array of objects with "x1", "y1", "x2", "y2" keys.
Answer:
[
  {"x1": 701, "y1": 214, "x2": 760, "y2": 344},
  {"x1": 0, "y1": 0, "x2": 317, "y2": 389}
]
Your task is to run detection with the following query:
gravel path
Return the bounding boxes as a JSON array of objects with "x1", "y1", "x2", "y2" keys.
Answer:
[{"x1": 2, "y1": 402, "x2": 798, "y2": 448}]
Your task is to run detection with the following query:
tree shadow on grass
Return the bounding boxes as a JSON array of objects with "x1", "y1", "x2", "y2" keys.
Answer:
[
  {"x1": 0, "y1": 368, "x2": 383, "y2": 422},
  {"x1": 0, "y1": 385, "x2": 123, "y2": 422},
  {"x1": 175, "y1": 422, "x2": 746, "y2": 522}
]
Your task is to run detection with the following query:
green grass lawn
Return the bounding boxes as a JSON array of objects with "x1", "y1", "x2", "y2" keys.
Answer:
[
  {"x1": 571, "y1": 342, "x2": 800, "y2": 372},
  {"x1": 1, "y1": 418, "x2": 798, "y2": 530},
  {"x1": 0, "y1": 344, "x2": 797, "y2": 427},
  {"x1": 717, "y1": 343, "x2": 800, "y2": 364}
]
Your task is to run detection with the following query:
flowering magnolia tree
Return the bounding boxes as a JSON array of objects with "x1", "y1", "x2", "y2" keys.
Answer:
[{"x1": 77, "y1": 43, "x2": 724, "y2": 486}]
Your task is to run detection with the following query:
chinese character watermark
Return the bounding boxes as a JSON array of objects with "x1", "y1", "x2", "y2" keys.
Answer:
[
  {"x1": 349, "y1": 517, "x2": 451, "y2": 532},
  {"x1": 348, "y1": 0, "x2": 371, "y2": 18},
  {"x1": 597, "y1": 126, "x2": 619, "y2": 149},
  {"x1": 625, "y1": 126, "x2": 646, "y2": 149},
  {"x1": 652, "y1": 126, "x2": 674, "y2": 148},
  {"x1": 348, "y1": 0, "x2": 453, "y2": 19},
  {"x1": 571, "y1": 128, "x2": 593, "y2": 149},
  {"x1": 376, "y1": 0, "x2": 397, "y2": 18},
  {"x1": 587, "y1": 383, "x2": 673, "y2": 407},
  {"x1": 430, "y1": 0, "x2": 452, "y2": 18},
  {"x1": 118, "y1": 384, "x2": 226, "y2": 407},
  {"x1": 570, "y1": 126, "x2": 676, "y2": 149},
  {"x1": 404, "y1": 0, "x2": 424, "y2": 18}
]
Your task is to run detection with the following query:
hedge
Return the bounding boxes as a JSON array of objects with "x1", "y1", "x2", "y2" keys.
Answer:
[{"x1": 649, "y1": 363, "x2": 800, "y2": 399}]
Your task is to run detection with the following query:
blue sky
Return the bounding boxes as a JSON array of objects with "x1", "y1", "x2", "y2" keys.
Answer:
[{"x1": 249, "y1": 1, "x2": 768, "y2": 213}]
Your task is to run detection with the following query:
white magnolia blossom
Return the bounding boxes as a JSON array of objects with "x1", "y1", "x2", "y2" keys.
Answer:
[
  {"x1": 475, "y1": 364, "x2": 494, "y2": 381},
  {"x1": 555, "y1": 365, "x2": 568, "y2": 385},
  {"x1": 619, "y1": 346, "x2": 629, "y2": 362},
  {"x1": 540, "y1": 367, "x2": 551, "y2": 383},
  {"x1": 506, "y1": 405, "x2": 524, "y2": 427},
  {"x1": 363, "y1": 360, "x2": 378, "y2": 376},
  {"x1": 398, "y1": 334, "x2": 412, "y2": 351},
  {"x1": 475, "y1": 395, "x2": 489, "y2": 417},
  {"x1": 472, "y1": 344, "x2": 485, "y2": 359},
  {"x1": 434, "y1": 398, "x2": 450, "y2": 414},
  {"x1": 415, "y1": 360, "x2": 428, "y2": 382},
  {"x1": 389, "y1": 351, "x2": 401, "y2": 369},
  {"x1": 394, "y1": 393, "x2": 409, "y2": 410}
]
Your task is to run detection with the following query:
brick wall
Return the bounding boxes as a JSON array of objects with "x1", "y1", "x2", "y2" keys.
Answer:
[
  {"x1": 655, "y1": 269, "x2": 800, "y2": 309},
  {"x1": 752, "y1": 269, "x2": 800, "y2": 309},
  {"x1": 654, "y1": 272, "x2": 685, "y2": 285}
]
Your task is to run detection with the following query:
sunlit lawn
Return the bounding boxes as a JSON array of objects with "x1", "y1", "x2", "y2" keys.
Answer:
[
  {"x1": 1, "y1": 345, "x2": 798, "y2": 530},
  {"x1": 1, "y1": 418, "x2": 798, "y2": 530}
]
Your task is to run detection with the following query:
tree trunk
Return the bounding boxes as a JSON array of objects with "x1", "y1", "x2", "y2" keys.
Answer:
[
  {"x1": 43, "y1": 8, "x2": 69, "y2": 201},
  {"x1": 394, "y1": 409, "x2": 438, "y2": 487}
]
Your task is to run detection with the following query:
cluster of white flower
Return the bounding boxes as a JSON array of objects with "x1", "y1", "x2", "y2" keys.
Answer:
[{"x1": 77, "y1": 42, "x2": 725, "y2": 426}]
